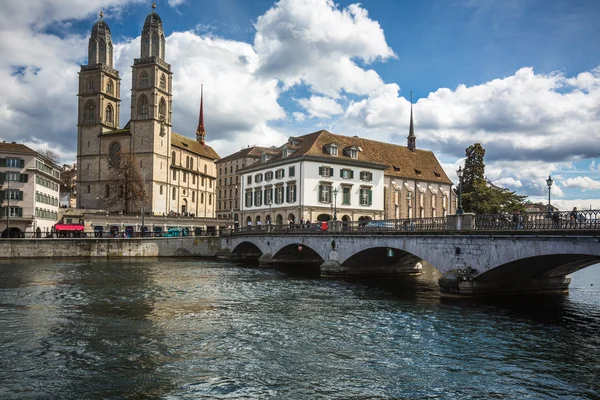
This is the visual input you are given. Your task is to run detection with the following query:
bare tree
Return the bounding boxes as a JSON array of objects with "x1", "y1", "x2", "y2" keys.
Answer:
[
  {"x1": 38, "y1": 148, "x2": 61, "y2": 165},
  {"x1": 104, "y1": 150, "x2": 147, "y2": 214}
]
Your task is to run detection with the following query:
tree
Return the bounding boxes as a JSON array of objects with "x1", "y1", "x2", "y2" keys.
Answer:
[
  {"x1": 460, "y1": 143, "x2": 527, "y2": 214},
  {"x1": 103, "y1": 150, "x2": 147, "y2": 214},
  {"x1": 38, "y1": 148, "x2": 61, "y2": 165}
]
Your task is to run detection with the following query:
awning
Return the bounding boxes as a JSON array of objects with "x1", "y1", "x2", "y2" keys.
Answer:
[{"x1": 55, "y1": 224, "x2": 84, "y2": 231}]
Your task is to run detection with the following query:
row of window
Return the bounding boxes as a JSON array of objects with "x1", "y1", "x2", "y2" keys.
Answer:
[
  {"x1": 172, "y1": 169, "x2": 213, "y2": 188},
  {"x1": 35, "y1": 160, "x2": 60, "y2": 178},
  {"x1": 171, "y1": 152, "x2": 211, "y2": 175},
  {"x1": 170, "y1": 187, "x2": 212, "y2": 205},
  {"x1": 219, "y1": 176, "x2": 239, "y2": 187},
  {"x1": 218, "y1": 187, "x2": 239, "y2": 200},
  {"x1": 138, "y1": 71, "x2": 167, "y2": 90},
  {"x1": 248, "y1": 167, "x2": 296, "y2": 185},
  {"x1": 0, "y1": 158, "x2": 24, "y2": 168},
  {"x1": 319, "y1": 185, "x2": 373, "y2": 206},
  {"x1": 218, "y1": 200, "x2": 238, "y2": 211},
  {"x1": 86, "y1": 77, "x2": 115, "y2": 94},
  {"x1": 0, "y1": 190, "x2": 23, "y2": 201},
  {"x1": 1, "y1": 207, "x2": 23, "y2": 218},
  {"x1": 36, "y1": 191, "x2": 59, "y2": 206},
  {"x1": 36, "y1": 175, "x2": 58, "y2": 191},
  {"x1": 245, "y1": 184, "x2": 297, "y2": 207},
  {"x1": 35, "y1": 208, "x2": 58, "y2": 220},
  {"x1": 1, "y1": 172, "x2": 29, "y2": 183},
  {"x1": 220, "y1": 164, "x2": 243, "y2": 176},
  {"x1": 83, "y1": 101, "x2": 115, "y2": 125},
  {"x1": 319, "y1": 166, "x2": 373, "y2": 182}
]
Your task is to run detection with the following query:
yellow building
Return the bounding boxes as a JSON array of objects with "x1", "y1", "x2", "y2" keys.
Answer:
[{"x1": 76, "y1": 6, "x2": 219, "y2": 217}]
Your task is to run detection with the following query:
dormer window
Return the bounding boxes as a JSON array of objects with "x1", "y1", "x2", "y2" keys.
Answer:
[
  {"x1": 282, "y1": 147, "x2": 288, "y2": 158},
  {"x1": 434, "y1": 172, "x2": 441, "y2": 178},
  {"x1": 261, "y1": 153, "x2": 269, "y2": 163},
  {"x1": 344, "y1": 145, "x2": 360, "y2": 159},
  {"x1": 330, "y1": 147, "x2": 338, "y2": 156},
  {"x1": 393, "y1": 166, "x2": 400, "y2": 172},
  {"x1": 415, "y1": 169, "x2": 422, "y2": 176},
  {"x1": 350, "y1": 149, "x2": 357, "y2": 159}
]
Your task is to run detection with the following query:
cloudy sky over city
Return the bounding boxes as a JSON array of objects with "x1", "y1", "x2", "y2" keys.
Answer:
[{"x1": 1, "y1": 0, "x2": 600, "y2": 209}]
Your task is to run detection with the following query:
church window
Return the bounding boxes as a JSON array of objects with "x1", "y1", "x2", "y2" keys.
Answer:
[
  {"x1": 201, "y1": 193, "x2": 204, "y2": 204},
  {"x1": 160, "y1": 74, "x2": 166, "y2": 89},
  {"x1": 105, "y1": 184, "x2": 110, "y2": 198},
  {"x1": 87, "y1": 185, "x2": 90, "y2": 194},
  {"x1": 84, "y1": 100, "x2": 95, "y2": 123},
  {"x1": 172, "y1": 151, "x2": 176, "y2": 165},
  {"x1": 140, "y1": 71, "x2": 149, "y2": 88},
  {"x1": 159, "y1": 97, "x2": 166, "y2": 120},
  {"x1": 190, "y1": 158, "x2": 194, "y2": 170},
  {"x1": 209, "y1": 194, "x2": 212, "y2": 205},
  {"x1": 107, "y1": 79, "x2": 113, "y2": 94},
  {"x1": 192, "y1": 191, "x2": 195, "y2": 202},
  {"x1": 160, "y1": 185, "x2": 163, "y2": 195},
  {"x1": 138, "y1": 95, "x2": 149, "y2": 119},
  {"x1": 172, "y1": 187, "x2": 176, "y2": 200},
  {"x1": 173, "y1": 170, "x2": 176, "y2": 180},
  {"x1": 87, "y1": 77, "x2": 94, "y2": 92},
  {"x1": 105, "y1": 105, "x2": 113, "y2": 125},
  {"x1": 204, "y1": 165, "x2": 207, "y2": 174},
  {"x1": 186, "y1": 156, "x2": 189, "y2": 169},
  {"x1": 109, "y1": 142, "x2": 121, "y2": 167}
]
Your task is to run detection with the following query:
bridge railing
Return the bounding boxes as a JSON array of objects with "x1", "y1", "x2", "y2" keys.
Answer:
[{"x1": 473, "y1": 209, "x2": 600, "y2": 231}]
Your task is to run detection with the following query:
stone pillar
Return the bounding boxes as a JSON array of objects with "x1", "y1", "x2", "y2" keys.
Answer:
[
  {"x1": 447, "y1": 213, "x2": 475, "y2": 232},
  {"x1": 258, "y1": 252, "x2": 274, "y2": 266}
]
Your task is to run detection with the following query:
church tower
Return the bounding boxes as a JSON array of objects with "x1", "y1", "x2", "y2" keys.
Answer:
[
  {"x1": 77, "y1": 11, "x2": 121, "y2": 208},
  {"x1": 407, "y1": 90, "x2": 416, "y2": 152},
  {"x1": 129, "y1": 3, "x2": 173, "y2": 214},
  {"x1": 196, "y1": 85, "x2": 206, "y2": 145}
]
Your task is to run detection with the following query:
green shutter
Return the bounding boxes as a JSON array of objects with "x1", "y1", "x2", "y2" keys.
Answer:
[
  {"x1": 19, "y1": 174, "x2": 28, "y2": 183},
  {"x1": 18, "y1": 191, "x2": 23, "y2": 200},
  {"x1": 0, "y1": 172, "x2": 4, "y2": 184},
  {"x1": 368, "y1": 190, "x2": 372, "y2": 206},
  {"x1": 350, "y1": 171, "x2": 354, "y2": 179},
  {"x1": 369, "y1": 172, "x2": 373, "y2": 181},
  {"x1": 318, "y1": 185, "x2": 323, "y2": 202},
  {"x1": 0, "y1": 158, "x2": 5, "y2": 167},
  {"x1": 19, "y1": 159, "x2": 25, "y2": 168},
  {"x1": 18, "y1": 208, "x2": 23, "y2": 217},
  {"x1": 319, "y1": 167, "x2": 323, "y2": 175},
  {"x1": 329, "y1": 167, "x2": 334, "y2": 176},
  {"x1": 286, "y1": 186, "x2": 290, "y2": 202}
]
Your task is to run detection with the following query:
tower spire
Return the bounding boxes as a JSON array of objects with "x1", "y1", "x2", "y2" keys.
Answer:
[
  {"x1": 407, "y1": 90, "x2": 416, "y2": 152},
  {"x1": 196, "y1": 84, "x2": 206, "y2": 145}
]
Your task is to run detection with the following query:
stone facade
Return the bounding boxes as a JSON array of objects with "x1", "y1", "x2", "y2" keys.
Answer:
[{"x1": 76, "y1": 7, "x2": 219, "y2": 217}]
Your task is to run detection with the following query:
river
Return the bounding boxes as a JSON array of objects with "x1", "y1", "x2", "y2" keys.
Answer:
[{"x1": 0, "y1": 259, "x2": 599, "y2": 399}]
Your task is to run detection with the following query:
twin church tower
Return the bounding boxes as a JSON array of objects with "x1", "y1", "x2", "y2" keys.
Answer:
[{"x1": 77, "y1": 4, "x2": 219, "y2": 217}]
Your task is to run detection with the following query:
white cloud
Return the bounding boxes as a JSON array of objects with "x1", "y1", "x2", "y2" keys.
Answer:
[
  {"x1": 292, "y1": 112, "x2": 306, "y2": 121},
  {"x1": 254, "y1": 0, "x2": 395, "y2": 98},
  {"x1": 297, "y1": 96, "x2": 343, "y2": 118},
  {"x1": 168, "y1": 0, "x2": 187, "y2": 7},
  {"x1": 493, "y1": 177, "x2": 523, "y2": 188},
  {"x1": 562, "y1": 176, "x2": 600, "y2": 191}
]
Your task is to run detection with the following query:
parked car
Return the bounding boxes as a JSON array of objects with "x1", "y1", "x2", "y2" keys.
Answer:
[
  {"x1": 164, "y1": 227, "x2": 181, "y2": 237},
  {"x1": 363, "y1": 220, "x2": 395, "y2": 230}
]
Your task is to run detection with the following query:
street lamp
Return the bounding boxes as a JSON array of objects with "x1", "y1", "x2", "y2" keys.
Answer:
[
  {"x1": 456, "y1": 166, "x2": 464, "y2": 215},
  {"x1": 333, "y1": 188, "x2": 338, "y2": 221},
  {"x1": 546, "y1": 175, "x2": 554, "y2": 215}
]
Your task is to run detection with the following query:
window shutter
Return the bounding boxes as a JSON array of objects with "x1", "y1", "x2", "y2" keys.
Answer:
[
  {"x1": 319, "y1": 167, "x2": 324, "y2": 176},
  {"x1": 19, "y1": 191, "x2": 23, "y2": 200},
  {"x1": 329, "y1": 168, "x2": 334, "y2": 176},
  {"x1": 0, "y1": 191, "x2": 4, "y2": 202},
  {"x1": 19, "y1": 159, "x2": 25, "y2": 168},
  {"x1": 286, "y1": 186, "x2": 290, "y2": 202},
  {"x1": 0, "y1": 158, "x2": 5, "y2": 167},
  {"x1": 369, "y1": 172, "x2": 373, "y2": 181},
  {"x1": 340, "y1": 169, "x2": 343, "y2": 178},
  {"x1": 0, "y1": 172, "x2": 4, "y2": 184},
  {"x1": 318, "y1": 185, "x2": 323, "y2": 202},
  {"x1": 350, "y1": 171, "x2": 354, "y2": 179},
  {"x1": 368, "y1": 190, "x2": 372, "y2": 206},
  {"x1": 19, "y1": 174, "x2": 28, "y2": 183}
]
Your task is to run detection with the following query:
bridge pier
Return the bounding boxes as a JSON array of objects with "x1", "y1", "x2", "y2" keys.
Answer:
[
  {"x1": 258, "y1": 252, "x2": 275, "y2": 266},
  {"x1": 438, "y1": 275, "x2": 571, "y2": 297},
  {"x1": 320, "y1": 248, "x2": 423, "y2": 277}
]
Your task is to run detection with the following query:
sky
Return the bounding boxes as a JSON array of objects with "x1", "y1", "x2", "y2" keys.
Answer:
[{"x1": 1, "y1": 0, "x2": 600, "y2": 210}]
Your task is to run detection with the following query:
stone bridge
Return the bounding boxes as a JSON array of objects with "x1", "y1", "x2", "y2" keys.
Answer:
[{"x1": 222, "y1": 232, "x2": 600, "y2": 297}]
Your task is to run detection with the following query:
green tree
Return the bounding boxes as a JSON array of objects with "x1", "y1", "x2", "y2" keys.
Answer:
[{"x1": 460, "y1": 143, "x2": 527, "y2": 214}]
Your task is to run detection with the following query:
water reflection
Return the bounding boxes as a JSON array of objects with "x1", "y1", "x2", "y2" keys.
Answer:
[{"x1": 0, "y1": 259, "x2": 598, "y2": 399}]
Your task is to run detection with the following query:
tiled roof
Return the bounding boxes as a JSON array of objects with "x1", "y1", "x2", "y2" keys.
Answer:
[
  {"x1": 217, "y1": 146, "x2": 279, "y2": 164},
  {"x1": 264, "y1": 130, "x2": 452, "y2": 184},
  {"x1": 0, "y1": 142, "x2": 38, "y2": 155},
  {"x1": 171, "y1": 132, "x2": 220, "y2": 160}
]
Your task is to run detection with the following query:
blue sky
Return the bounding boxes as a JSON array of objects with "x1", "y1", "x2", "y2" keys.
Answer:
[{"x1": 1, "y1": 0, "x2": 600, "y2": 209}]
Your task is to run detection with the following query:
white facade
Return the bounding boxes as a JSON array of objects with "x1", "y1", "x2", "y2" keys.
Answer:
[
  {"x1": 240, "y1": 157, "x2": 386, "y2": 225},
  {"x1": 1, "y1": 144, "x2": 61, "y2": 237}
]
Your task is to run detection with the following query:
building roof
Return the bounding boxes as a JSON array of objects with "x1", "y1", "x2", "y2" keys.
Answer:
[
  {"x1": 258, "y1": 130, "x2": 452, "y2": 184},
  {"x1": 171, "y1": 132, "x2": 220, "y2": 160},
  {"x1": 0, "y1": 142, "x2": 38, "y2": 155},
  {"x1": 216, "y1": 146, "x2": 279, "y2": 164}
]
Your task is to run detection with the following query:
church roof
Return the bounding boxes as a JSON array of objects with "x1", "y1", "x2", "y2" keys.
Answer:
[
  {"x1": 91, "y1": 19, "x2": 110, "y2": 36},
  {"x1": 255, "y1": 130, "x2": 452, "y2": 184},
  {"x1": 171, "y1": 132, "x2": 220, "y2": 160},
  {"x1": 143, "y1": 10, "x2": 163, "y2": 30}
]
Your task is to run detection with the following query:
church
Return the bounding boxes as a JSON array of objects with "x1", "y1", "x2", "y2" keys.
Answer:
[{"x1": 76, "y1": 5, "x2": 220, "y2": 217}]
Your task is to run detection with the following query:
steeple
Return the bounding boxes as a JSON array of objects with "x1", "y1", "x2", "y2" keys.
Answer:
[
  {"x1": 141, "y1": 2, "x2": 165, "y2": 60},
  {"x1": 407, "y1": 90, "x2": 416, "y2": 152},
  {"x1": 88, "y1": 9, "x2": 113, "y2": 67},
  {"x1": 196, "y1": 84, "x2": 206, "y2": 145}
]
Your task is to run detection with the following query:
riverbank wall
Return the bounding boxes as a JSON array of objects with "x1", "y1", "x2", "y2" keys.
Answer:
[{"x1": 0, "y1": 237, "x2": 226, "y2": 259}]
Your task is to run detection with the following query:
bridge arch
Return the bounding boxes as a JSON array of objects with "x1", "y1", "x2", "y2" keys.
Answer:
[{"x1": 272, "y1": 243, "x2": 323, "y2": 265}]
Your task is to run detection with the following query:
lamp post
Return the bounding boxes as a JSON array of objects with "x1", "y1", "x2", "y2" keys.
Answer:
[
  {"x1": 456, "y1": 166, "x2": 464, "y2": 215},
  {"x1": 546, "y1": 175, "x2": 554, "y2": 215},
  {"x1": 333, "y1": 188, "x2": 338, "y2": 221}
]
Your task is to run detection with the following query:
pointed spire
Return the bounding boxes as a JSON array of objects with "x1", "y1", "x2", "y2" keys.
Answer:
[
  {"x1": 407, "y1": 90, "x2": 416, "y2": 152},
  {"x1": 196, "y1": 84, "x2": 206, "y2": 145}
]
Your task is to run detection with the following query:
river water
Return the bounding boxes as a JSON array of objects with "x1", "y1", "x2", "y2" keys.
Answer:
[{"x1": 0, "y1": 258, "x2": 599, "y2": 399}]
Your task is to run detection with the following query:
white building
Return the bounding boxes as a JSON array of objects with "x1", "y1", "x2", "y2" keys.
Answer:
[{"x1": 0, "y1": 142, "x2": 61, "y2": 237}]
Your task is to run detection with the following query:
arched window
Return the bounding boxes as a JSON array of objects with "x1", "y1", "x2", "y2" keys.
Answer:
[
  {"x1": 138, "y1": 95, "x2": 149, "y2": 119},
  {"x1": 172, "y1": 187, "x2": 176, "y2": 200},
  {"x1": 190, "y1": 158, "x2": 194, "y2": 170},
  {"x1": 109, "y1": 142, "x2": 121, "y2": 167},
  {"x1": 105, "y1": 184, "x2": 110, "y2": 198},
  {"x1": 105, "y1": 104, "x2": 113, "y2": 125},
  {"x1": 186, "y1": 156, "x2": 189, "y2": 169},
  {"x1": 158, "y1": 97, "x2": 166, "y2": 120},
  {"x1": 171, "y1": 151, "x2": 176, "y2": 165},
  {"x1": 201, "y1": 193, "x2": 204, "y2": 204},
  {"x1": 107, "y1": 79, "x2": 114, "y2": 94},
  {"x1": 85, "y1": 100, "x2": 95, "y2": 123},
  {"x1": 87, "y1": 77, "x2": 94, "y2": 92},
  {"x1": 140, "y1": 71, "x2": 149, "y2": 88},
  {"x1": 192, "y1": 191, "x2": 195, "y2": 202},
  {"x1": 204, "y1": 165, "x2": 207, "y2": 174},
  {"x1": 160, "y1": 74, "x2": 166, "y2": 89}
]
